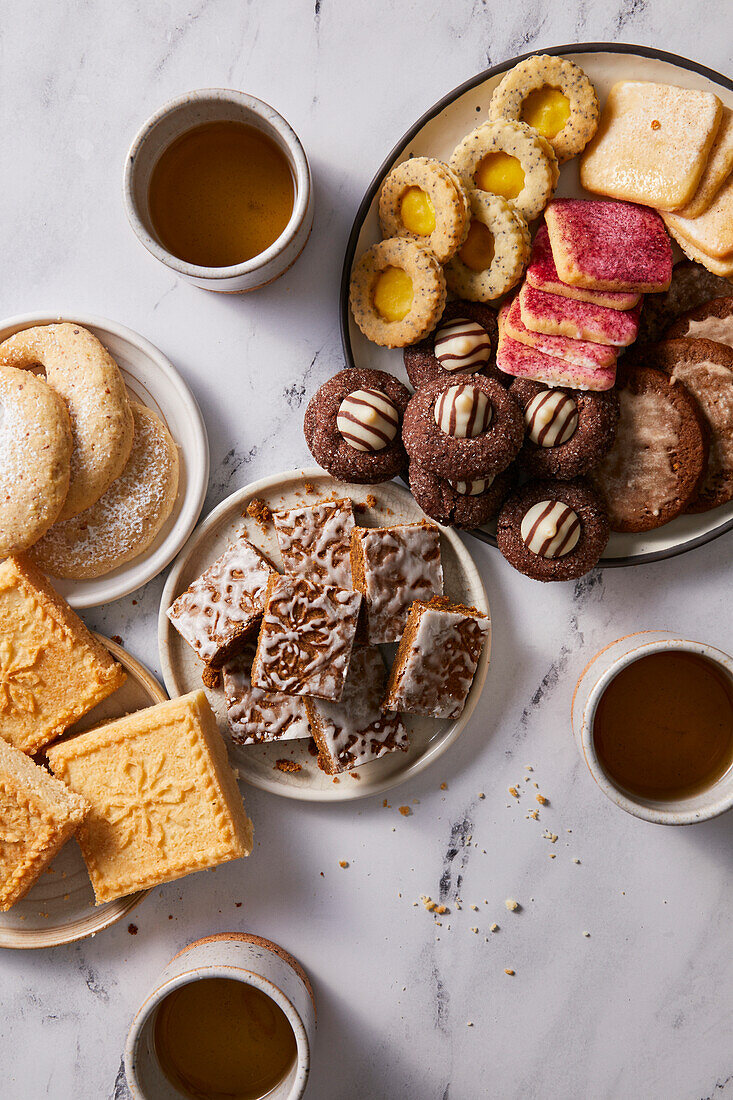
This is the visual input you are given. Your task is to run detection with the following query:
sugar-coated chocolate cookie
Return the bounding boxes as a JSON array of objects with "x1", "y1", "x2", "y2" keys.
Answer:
[
  {"x1": 497, "y1": 477, "x2": 609, "y2": 581},
  {"x1": 408, "y1": 460, "x2": 516, "y2": 529},
  {"x1": 403, "y1": 300, "x2": 502, "y2": 389},
  {"x1": 665, "y1": 296, "x2": 733, "y2": 350},
  {"x1": 510, "y1": 379, "x2": 619, "y2": 479},
  {"x1": 637, "y1": 260, "x2": 733, "y2": 345},
  {"x1": 304, "y1": 368, "x2": 411, "y2": 484},
  {"x1": 401, "y1": 374, "x2": 523, "y2": 480}
]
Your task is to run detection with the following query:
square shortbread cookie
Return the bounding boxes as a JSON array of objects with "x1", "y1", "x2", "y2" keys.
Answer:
[
  {"x1": 46, "y1": 691, "x2": 253, "y2": 904},
  {"x1": 518, "y1": 283, "x2": 641, "y2": 347},
  {"x1": 580, "y1": 81, "x2": 722, "y2": 210},
  {"x1": 500, "y1": 295, "x2": 618, "y2": 371},
  {"x1": 495, "y1": 330, "x2": 616, "y2": 392},
  {"x1": 665, "y1": 224, "x2": 733, "y2": 278},
  {"x1": 526, "y1": 225, "x2": 641, "y2": 310},
  {"x1": 674, "y1": 107, "x2": 733, "y2": 219},
  {"x1": 663, "y1": 172, "x2": 733, "y2": 259}
]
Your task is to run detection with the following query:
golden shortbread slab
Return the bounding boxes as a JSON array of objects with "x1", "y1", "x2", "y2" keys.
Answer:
[
  {"x1": 0, "y1": 556, "x2": 125, "y2": 755},
  {"x1": 580, "y1": 81, "x2": 722, "y2": 210},
  {"x1": 674, "y1": 107, "x2": 733, "y2": 219},
  {"x1": 47, "y1": 691, "x2": 253, "y2": 905},
  {"x1": 665, "y1": 224, "x2": 733, "y2": 278},
  {"x1": 663, "y1": 173, "x2": 733, "y2": 259},
  {"x1": 0, "y1": 737, "x2": 88, "y2": 911}
]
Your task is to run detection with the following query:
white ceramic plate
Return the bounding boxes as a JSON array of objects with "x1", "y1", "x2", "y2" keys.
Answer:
[
  {"x1": 0, "y1": 637, "x2": 166, "y2": 950},
  {"x1": 339, "y1": 44, "x2": 733, "y2": 567},
  {"x1": 0, "y1": 312, "x2": 209, "y2": 606},
  {"x1": 158, "y1": 468, "x2": 491, "y2": 802}
]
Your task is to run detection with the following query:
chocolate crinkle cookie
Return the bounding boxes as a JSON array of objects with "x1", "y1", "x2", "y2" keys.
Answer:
[
  {"x1": 409, "y1": 461, "x2": 517, "y2": 529},
  {"x1": 304, "y1": 367, "x2": 411, "y2": 484},
  {"x1": 497, "y1": 477, "x2": 610, "y2": 582},
  {"x1": 510, "y1": 378, "x2": 619, "y2": 479},
  {"x1": 402, "y1": 299, "x2": 503, "y2": 389}
]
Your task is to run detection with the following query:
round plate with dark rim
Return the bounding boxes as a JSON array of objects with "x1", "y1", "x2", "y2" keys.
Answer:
[{"x1": 339, "y1": 43, "x2": 733, "y2": 567}]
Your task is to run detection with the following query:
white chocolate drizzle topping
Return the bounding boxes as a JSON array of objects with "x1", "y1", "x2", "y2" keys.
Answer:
[
  {"x1": 448, "y1": 474, "x2": 495, "y2": 496},
  {"x1": 434, "y1": 383, "x2": 492, "y2": 438},
  {"x1": 524, "y1": 390, "x2": 579, "y2": 448},
  {"x1": 434, "y1": 317, "x2": 491, "y2": 372},
  {"x1": 337, "y1": 388, "x2": 399, "y2": 452},
  {"x1": 521, "y1": 500, "x2": 580, "y2": 558}
]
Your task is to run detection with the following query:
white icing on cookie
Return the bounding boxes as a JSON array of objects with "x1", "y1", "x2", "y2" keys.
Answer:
[
  {"x1": 521, "y1": 500, "x2": 580, "y2": 558},
  {"x1": 686, "y1": 315, "x2": 733, "y2": 348},
  {"x1": 434, "y1": 317, "x2": 491, "y2": 372},
  {"x1": 434, "y1": 383, "x2": 492, "y2": 437},
  {"x1": 448, "y1": 474, "x2": 495, "y2": 495},
  {"x1": 337, "y1": 388, "x2": 399, "y2": 451},
  {"x1": 524, "y1": 390, "x2": 579, "y2": 447},
  {"x1": 273, "y1": 498, "x2": 354, "y2": 588},
  {"x1": 357, "y1": 524, "x2": 444, "y2": 644},
  {"x1": 222, "y1": 647, "x2": 311, "y2": 745}
]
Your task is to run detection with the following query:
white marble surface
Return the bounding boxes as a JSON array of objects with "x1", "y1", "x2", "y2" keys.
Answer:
[{"x1": 1, "y1": 2, "x2": 732, "y2": 1097}]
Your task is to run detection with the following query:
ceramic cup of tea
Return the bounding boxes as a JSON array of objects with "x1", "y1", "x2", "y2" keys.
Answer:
[
  {"x1": 124, "y1": 89, "x2": 313, "y2": 292},
  {"x1": 124, "y1": 932, "x2": 316, "y2": 1099},
  {"x1": 572, "y1": 631, "x2": 733, "y2": 825}
]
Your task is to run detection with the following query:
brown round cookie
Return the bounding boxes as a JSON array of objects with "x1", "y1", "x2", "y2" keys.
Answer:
[
  {"x1": 665, "y1": 296, "x2": 733, "y2": 350},
  {"x1": 510, "y1": 379, "x2": 619, "y2": 480},
  {"x1": 402, "y1": 375, "x2": 523, "y2": 480},
  {"x1": 304, "y1": 368, "x2": 411, "y2": 484},
  {"x1": 408, "y1": 461, "x2": 517, "y2": 529},
  {"x1": 637, "y1": 260, "x2": 733, "y2": 345},
  {"x1": 588, "y1": 363, "x2": 708, "y2": 532},
  {"x1": 402, "y1": 300, "x2": 503, "y2": 389},
  {"x1": 497, "y1": 478, "x2": 609, "y2": 582},
  {"x1": 644, "y1": 338, "x2": 733, "y2": 513}
]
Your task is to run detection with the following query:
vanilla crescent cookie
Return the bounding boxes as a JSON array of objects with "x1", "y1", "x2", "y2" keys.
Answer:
[
  {"x1": 489, "y1": 55, "x2": 599, "y2": 163},
  {"x1": 349, "y1": 238, "x2": 447, "y2": 347},
  {"x1": 0, "y1": 324, "x2": 134, "y2": 520},
  {"x1": 29, "y1": 402, "x2": 179, "y2": 579},
  {"x1": 378, "y1": 157, "x2": 470, "y2": 263},
  {"x1": 445, "y1": 191, "x2": 530, "y2": 302},
  {"x1": 450, "y1": 119, "x2": 557, "y2": 222},
  {"x1": 0, "y1": 365, "x2": 73, "y2": 557}
]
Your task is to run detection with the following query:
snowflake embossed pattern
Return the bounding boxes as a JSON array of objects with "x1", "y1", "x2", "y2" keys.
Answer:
[
  {"x1": 99, "y1": 746, "x2": 196, "y2": 852},
  {"x1": 0, "y1": 639, "x2": 43, "y2": 716}
]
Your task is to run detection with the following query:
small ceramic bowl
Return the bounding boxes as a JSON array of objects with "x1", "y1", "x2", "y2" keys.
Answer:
[
  {"x1": 124, "y1": 89, "x2": 313, "y2": 292},
  {"x1": 124, "y1": 932, "x2": 316, "y2": 1099},
  {"x1": 572, "y1": 631, "x2": 733, "y2": 825}
]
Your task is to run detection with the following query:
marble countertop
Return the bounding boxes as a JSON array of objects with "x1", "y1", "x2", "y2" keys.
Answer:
[{"x1": 2, "y1": 2, "x2": 732, "y2": 1097}]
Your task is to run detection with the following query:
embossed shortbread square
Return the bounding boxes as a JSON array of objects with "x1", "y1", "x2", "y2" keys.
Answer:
[
  {"x1": 0, "y1": 555, "x2": 125, "y2": 755},
  {"x1": 273, "y1": 498, "x2": 355, "y2": 589},
  {"x1": 222, "y1": 644, "x2": 311, "y2": 745},
  {"x1": 0, "y1": 737, "x2": 88, "y2": 910},
  {"x1": 46, "y1": 690, "x2": 253, "y2": 904}
]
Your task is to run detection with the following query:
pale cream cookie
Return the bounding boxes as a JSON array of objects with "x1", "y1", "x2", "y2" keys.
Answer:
[
  {"x1": 665, "y1": 224, "x2": 733, "y2": 279},
  {"x1": 445, "y1": 190, "x2": 530, "y2": 302},
  {"x1": 674, "y1": 107, "x2": 733, "y2": 219},
  {"x1": 663, "y1": 171, "x2": 733, "y2": 259},
  {"x1": 0, "y1": 324, "x2": 134, "y2": 520},
  {"x1": 489, "y1": 55, "x2": 599, "y2": 163},
  {"x1": 349, "y1": 238, "x2": 447, "y2": 348},
  {"x1": 450, "y1": 119, "x2": 557, "y2": 222},
  {"x1": 29, "y1": 402, "x2": 179, "y2": 579},
  {"x1": 378, "y1": 157, "x2": 470, "y2": 263}
]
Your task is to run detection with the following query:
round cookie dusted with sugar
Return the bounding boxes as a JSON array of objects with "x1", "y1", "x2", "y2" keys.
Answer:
[
  {"x1": 349, "y1": 238, "x2": 447, "y2": 348},
  {"x1": 29, "y1": 401, "x2": 179, "y2": 579},
  {"x1": 378, "y1": 157, "x2": 471, "y2": 263},
  {"x1": 510, "y1": 378, "x2": 619, "y2": 479},
  {"x1": 409, "y1": 461, "x2": 516, "y2": 529},
  {"x1": 445, "y1": 191, "x2": 530, "y2": 303},
  {"x1": 0, "y1": 365, "x2": 73, "y2": 557},
  {"x1": 450, "y1": 119, "x2": 557, "y2": 222},
  {"x1": 403, "y1": 300, "x2": 502, "y2": 389}
]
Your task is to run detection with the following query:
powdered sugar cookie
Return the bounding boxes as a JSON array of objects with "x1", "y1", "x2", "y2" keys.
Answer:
[
  {"x1": 349, "y1": 238, "x2": 447, "y2": 347},
  {"x1": 450, "y1": 119, "x2": 557, "y2": 222},
  {"x1": 29, "y1": 402, "x2": 179, "y2": 579},
  {"x1": 378, "y1": 157, "x2": 470, "y2": 262},
  {"x1": 445, "y1": 191, "x2": 530, "y2": 302}
]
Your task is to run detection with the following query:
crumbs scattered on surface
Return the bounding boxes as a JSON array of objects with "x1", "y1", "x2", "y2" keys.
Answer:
[
  {"x1": 383, "y1": 799, "x2": 391, "y2": 808},
  {"x1": 583, "y1": 930, "x2": 591, "y2": 937},
  {"x1": 573, "y1": 858, "x2": 581, "y2": 864},
  {"x1": 111, "y1": 635, "x2": 123, "y2": 646},
  {"x1": 509, "y1": 786, "x2": 519, "y2": 798},
  {"x1": 542, "y1": 830, "x2": 558, "y2": 843},
  {"x1": 421, "y1": 895, "x2": 449, "y2": 914},
  {"x1": 246, "y1": 497, "x2": 272, "y2": 527},
  {"x1": 398, "y1": 805, "x2": 411, "y2": 817},
  {"x1": 478, "y1": 792, "x2": 485, "y2": 799},
  {"x1": 536, "y1": 794, "x2": 548, "y2": 805},
  {"x1": 349, "y1": 771, "x2": 361, "y2": 780},
  {"x1": 490, "y1": 923, "x2": 499, "y2": 932},
  {"x1": 307, "y1": 740, "x2": 319, "y2": 757},
  {"x1": 339, "y1": 860, "x2": 349, "y2": 869},
  {"x1": 440, "y1": 781, "x2": 448, "y2": 790},
  {"x1": 303, "y1": 482, "x2": 317, "y2": 494},
  {"x1": 504, "y1": 968, "x2": 515, "y2": 976},
  {"x1": 274, "y1": 759, "x2": 302, "y2": 773},
  {"x1": 505, "y1": 898, "x2": 520, "y2": 912},
  {"x1": 201, "y1": 664, "x2": 221, "y2": 689},
  {"x1": 333, "y1": 777, "x2": 340, "y2": 783},
  {"x1": 127, "y1": 923, "x2": 138, "y2": 935}
]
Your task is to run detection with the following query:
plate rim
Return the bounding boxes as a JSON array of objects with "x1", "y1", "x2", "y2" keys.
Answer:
[
  {"x1": 338, "y1": 42, "x2": 733, "y2": 569},
  {"x1": 157, "y1": 466, "x2": 492, "y2": 803},
  {"x1": 0, "y1": 310, "x2": 210, "y2": 607}
]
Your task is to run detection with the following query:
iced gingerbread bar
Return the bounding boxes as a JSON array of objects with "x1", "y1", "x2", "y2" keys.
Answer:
[
  {"x1": 222, "y1": 644, "x2": 311, "y2": 746},
  {"x1": 273, "y1": 498, "x2": 355, "y2": 589}
]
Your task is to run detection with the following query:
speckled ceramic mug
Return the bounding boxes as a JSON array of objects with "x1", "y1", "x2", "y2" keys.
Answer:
[
  {"x1": 124, "y1": 89, "x2": 313, "y2": 292},
  {"x1": 572, "y1": 631, "x2": 733, "y2": 826},
  {"x1": 124, "y1": 932, "x2": 316, "y2": 1099}
]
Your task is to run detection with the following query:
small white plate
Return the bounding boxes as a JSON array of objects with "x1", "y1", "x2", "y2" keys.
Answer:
[
  {"x1": 159, "y1": 468, "x2": 491, "y2": 802},
  {"x1": 0, "y1": 637, "x2": 166, "y2": 950},
  {"x1": 0, "y1": 312, "x2": 209, "y2": 607}
]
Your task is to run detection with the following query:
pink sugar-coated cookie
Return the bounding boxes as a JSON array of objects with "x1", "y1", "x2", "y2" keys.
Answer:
[
  {"x1": 544, "y1": 199, "x2": 673, "y2": 292},
  {"x1": 496, "y1": 331, "x2": 616, "y2": 392},
  {"x1": 519, "y1": 283, "x2": 641, "y2": 347},
  {"x1": 500, "y1": 295, "x2": 618, "y2": 371},
  {"x1": 526, "y1": 226, "x2": 641, "y2": 310}
]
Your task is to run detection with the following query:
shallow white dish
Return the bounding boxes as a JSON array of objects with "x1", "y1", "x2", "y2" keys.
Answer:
[
  {"x1": 339, "y1": 44, "x2": 733, "y2": 567},
  {"x1": 159, "y1": 468, "x2": 491, "y2": 802},
  {"x1": 0, "y1": 636, "x2": 166, "y2": 950},
  {"x1": 0, "y1": 311, "x2": 209, "y2": 607}
]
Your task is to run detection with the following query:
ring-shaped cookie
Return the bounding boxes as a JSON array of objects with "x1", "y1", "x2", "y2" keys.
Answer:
[
  {"x1": 349, "y1": 238, "x2": 447, "y2": 348},
  {"x1": 409, "y1": 460, "x2": 516, "y2": 529},
  {"x1": 450, "y1": 119, "x2": 557, "y2": 222},
  {"x1": 379, "y1": 157, "x2": 471, "y2": 263},
  {"x1": 403, "y1": 299, "x2": 503, "y2": 389},
  {"x1": 0, "y1": 323, "x2": 134, "y2": 520},
  {"x1": 304, "y1": 368, "x2": 411, "y2": 484},
  {"x1": 445, "y1": 191, "x2": 530, "y2": 303},
  {"x1": 489, "y1": 55, "x2": 599, "y2": 163},
  {"x1": 509, "y1": 378, "x2": 619, "y2": 479},
  {"x1": 402, "y1": 374, "x2": 524, "y2": 480}
]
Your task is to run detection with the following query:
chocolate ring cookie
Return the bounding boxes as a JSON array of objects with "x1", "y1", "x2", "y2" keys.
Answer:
[
  {"x1": 510, "y1": 379, "x2": 619, "y2": 479},
  {"x1": 403, "y1": 300, "x2": 502, "y2": 389},
  {"x1": 349, "y1": 238, "x2": 447, "y2": 348},
  {"x1": 304, "y1": 368, "x2": 411, "y2": 484},
  {"x1": 497, "y1": 478, "x2": 609, "y2": 582},
  {"x1": 409, "y1": 461, "x2": 516, "y2": 529},
  {"x1": 402, "y1": 374, "x2": 523, "y2": 480}
]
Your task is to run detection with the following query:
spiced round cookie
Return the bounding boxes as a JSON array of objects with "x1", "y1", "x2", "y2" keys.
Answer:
[
  {"x1": 402, "y1": 374, "x2": 523, "y2": 480},
  {"x1": 497, "y1": 478, "x2": 609, "y2": 582},
  {"x1": 409, "y1": 461, "x2": 516, "y2": 529},
  {"x1": 403, "y1": 299, "x2": 502, "y2": 389},
  {"x1": 510, "y1": 379, "x2": 619, "y2": 479},
  {"x1": 304, "y1": 368, "x2": 411, "y2": 484}
]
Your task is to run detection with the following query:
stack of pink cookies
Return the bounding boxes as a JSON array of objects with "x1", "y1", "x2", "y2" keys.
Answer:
[{"x1": 496, "y1": 199, "x2": 673, "y2": 391}]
